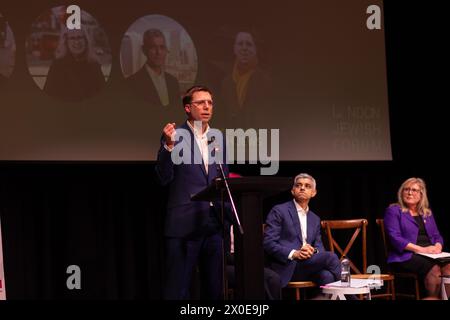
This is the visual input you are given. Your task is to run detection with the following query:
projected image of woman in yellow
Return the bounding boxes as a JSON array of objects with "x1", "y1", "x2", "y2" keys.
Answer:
[{"x1": 220, "y1": 31, "x2": 271, "y2": 128}]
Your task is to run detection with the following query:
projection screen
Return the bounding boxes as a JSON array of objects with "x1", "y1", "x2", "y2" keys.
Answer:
[{"x1": 0, "y1": 0, "x2": 391, "y2": 161}]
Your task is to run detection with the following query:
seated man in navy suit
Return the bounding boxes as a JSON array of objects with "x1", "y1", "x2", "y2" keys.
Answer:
[
  {"x1": 264, "y1": 173, "x2": 341, "y2": 291},
  {"x1": 156, "y1": 85, "x2": 227, "y2": 300}
]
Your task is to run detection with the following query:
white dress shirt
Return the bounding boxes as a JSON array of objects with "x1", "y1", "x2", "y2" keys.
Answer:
[
  {"x1": 187, "y1": 121, "x2": 209, "y2": 173},
  {"x1": 288, "y1": 200, "x2": 309, "y2": 260}
]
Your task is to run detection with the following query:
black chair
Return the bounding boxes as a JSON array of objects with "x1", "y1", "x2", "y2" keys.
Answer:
[{"x1": 376, "y1": 219, "x2": 420, "y2": 300}]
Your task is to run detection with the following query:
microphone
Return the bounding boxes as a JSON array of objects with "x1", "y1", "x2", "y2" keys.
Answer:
[{"x1": 208, "y1": 136, "x2": 221, "y2": 161}]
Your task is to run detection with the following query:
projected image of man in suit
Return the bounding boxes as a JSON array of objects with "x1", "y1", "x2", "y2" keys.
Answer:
[{"x1": 126, "y1": 28, "x2": 180, "y2": 109}]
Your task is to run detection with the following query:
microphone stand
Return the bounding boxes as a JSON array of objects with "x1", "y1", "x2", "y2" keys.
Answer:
[
  {"x1": 213, "y1": 146, "x2": 243, "y2": 300},
  {"x1": 216, "y1": 162, "x2": 244, "y2": 235}
]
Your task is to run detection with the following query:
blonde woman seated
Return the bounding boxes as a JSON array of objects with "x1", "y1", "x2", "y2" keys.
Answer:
[{"x1": 384, "y1": 177, "x2": 450, "y2": 299}]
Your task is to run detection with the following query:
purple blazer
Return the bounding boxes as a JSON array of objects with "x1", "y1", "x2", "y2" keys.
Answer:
[{"x1": 384, "y1": 204, "x2": 444, "y2": 263}]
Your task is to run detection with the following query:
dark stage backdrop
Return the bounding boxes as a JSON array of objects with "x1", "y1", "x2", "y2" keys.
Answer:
[
  {"x1": 0, "y1": 1, "x2": 449, "y2": 299},
  {"x1": 0, "y1": 161, "x2": 448, "y2": 299}
]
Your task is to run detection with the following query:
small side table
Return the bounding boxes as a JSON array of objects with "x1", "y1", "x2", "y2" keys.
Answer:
[{"x1": 321, "y1": 286, "x2": 371, "y2": 300}]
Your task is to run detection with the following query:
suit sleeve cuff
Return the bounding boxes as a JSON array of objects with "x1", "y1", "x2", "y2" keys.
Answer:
[
  {"x1": 288, "y1": 249, "x2": 296, "y2": 260},
  {"x1": 163, "y1": 143, "x2": 174, "y2": 152}
]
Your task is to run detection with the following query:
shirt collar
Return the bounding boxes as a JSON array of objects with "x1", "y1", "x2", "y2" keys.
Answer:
[
  {"x1": 293, "y1": 200, "x2": 308, "y2": 215},
  {"x1": 186, "y1": 120, "x2": 209, "y2": 139},
  {"x1": 145, "y1": 64, "x2": 164, "y2": 78}
]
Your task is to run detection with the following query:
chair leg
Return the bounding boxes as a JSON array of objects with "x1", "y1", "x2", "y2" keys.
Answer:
[
  {"x1": 390, "y1": 280, "x2": 396, "y2": 300},
  {"x1": 295, "y1": 288, "x2": 301, "y2": 300},
  {"x1": 415, "y1": 279, "x2": 420, "y2": 300}
]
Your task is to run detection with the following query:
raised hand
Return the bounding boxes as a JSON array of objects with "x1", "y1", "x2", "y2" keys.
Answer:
[{"x1": 163, "y1": 122, "x2": 176, "y2": 148}]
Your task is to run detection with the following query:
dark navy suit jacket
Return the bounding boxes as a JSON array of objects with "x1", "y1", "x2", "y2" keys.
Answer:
[
  {"x1": 155, "y1": 121, "x2": 229, "y2": 238},
  {"x1": 263, "y1": 200, "x2": 325, "y2": 287}
]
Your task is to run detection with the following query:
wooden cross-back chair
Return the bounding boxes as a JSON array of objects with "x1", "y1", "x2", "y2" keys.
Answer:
[
  {"x1": 321, "y1": 219, "x2": 368, "y2": 273},
  {"x1": 321, "y1": 219, "x2": 395, "y2": 299}
]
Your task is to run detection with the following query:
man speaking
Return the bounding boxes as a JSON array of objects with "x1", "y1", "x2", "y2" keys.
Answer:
[{"x1": 156, "y1": 85, "x2": 228, "y2": 300}]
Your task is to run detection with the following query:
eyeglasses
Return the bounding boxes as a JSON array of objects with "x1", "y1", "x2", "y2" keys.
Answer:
[
  {"x1": 403, "y1": 187, "x2": 421, "y2": 194},
  {"x1": 190, "y1": 99, "x2": 213, "y2": 107}
]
